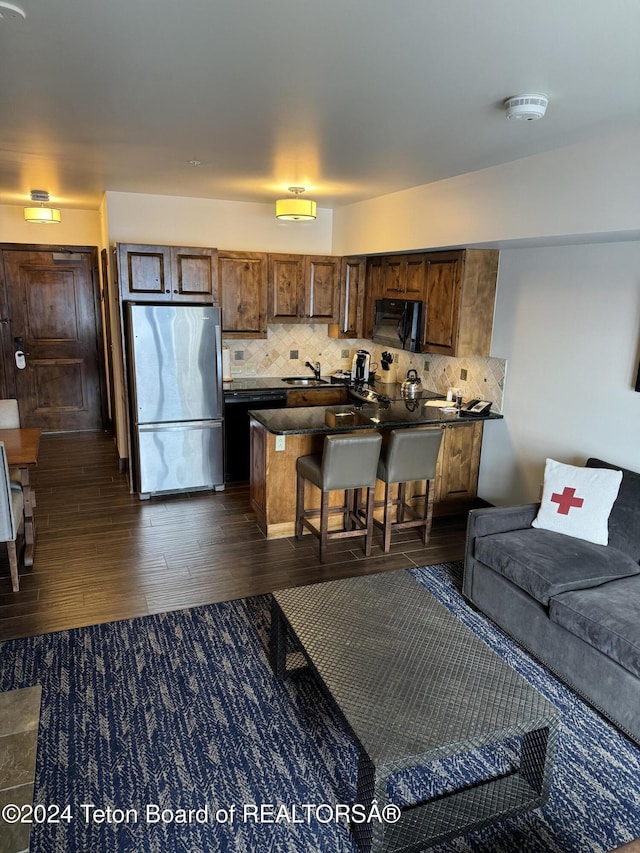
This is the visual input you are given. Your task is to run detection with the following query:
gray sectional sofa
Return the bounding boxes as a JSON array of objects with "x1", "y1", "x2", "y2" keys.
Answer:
[{"x1": 463, "y1": 458, "x2": 640, "y2": 745}]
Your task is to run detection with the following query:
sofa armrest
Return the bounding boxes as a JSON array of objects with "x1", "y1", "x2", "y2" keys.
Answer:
[{"x1": 463, "y1": 503, "x2": 539, "y2": 601}]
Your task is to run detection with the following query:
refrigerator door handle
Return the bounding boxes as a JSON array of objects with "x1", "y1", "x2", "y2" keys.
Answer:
[
  {"x1": 214, "y1": 320, "x2": 223, "y2": 417},
  {"x1": 138, "y1": 420, "x2": 222, "y2": 432}
]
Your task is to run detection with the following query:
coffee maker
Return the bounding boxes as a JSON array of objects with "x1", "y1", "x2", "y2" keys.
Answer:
[{"x1": 352, "y1": 349, "x2": 371, "y2": 384}]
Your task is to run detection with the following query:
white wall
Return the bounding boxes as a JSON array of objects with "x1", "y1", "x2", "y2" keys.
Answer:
[
  {"x1": 332, "y1": 127, "x2": 640, "y2": 255},
  {"x1": 106, "y1": 192, "x2": 333, "y2": 254},
  {"x1": 479, "y1": 241, "x2": 640, "y2": 505},
  {"x1": 0, "y1": 204, "x2": 102, "y2": 247}
]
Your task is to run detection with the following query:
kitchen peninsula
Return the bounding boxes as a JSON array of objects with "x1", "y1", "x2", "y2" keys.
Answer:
[{"x1": 249, "y1": 401, "x2": 502, "y2": 539}]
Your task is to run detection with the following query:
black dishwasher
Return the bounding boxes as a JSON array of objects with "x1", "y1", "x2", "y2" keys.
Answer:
[{"x1": 223, "y1": 388, "x2": 288, "y2": 482}]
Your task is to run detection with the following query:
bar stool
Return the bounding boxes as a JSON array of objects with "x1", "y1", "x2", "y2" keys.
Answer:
[
  {"x1": 295, "y1": 432, "x2": 382, "y2": 562},
  {"x1": 375, "y1": 427, "x2": 444, "y2": 552}
]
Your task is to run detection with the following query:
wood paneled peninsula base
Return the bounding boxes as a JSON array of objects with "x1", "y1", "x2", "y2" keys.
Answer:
[{"x1": 249, "y1": 404, "x2": 502, "y2": 540}]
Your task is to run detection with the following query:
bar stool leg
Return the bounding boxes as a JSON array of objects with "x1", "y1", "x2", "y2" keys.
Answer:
[
  {"x1": 344, "y1": 488, "x2": 354, "y2": 530},
  {"x1": 364, "y1": 485, "x2": 375, "y2": 557},
  {"x1": 319, "y1": 489, "x2": 330, "y2": 562},
  {"x1": 423, "y1": 478, "x2": 436, "y2": 545},
  {"x1": 383, "y1": 481, "x2": 393, "y2": 553},
  {"x1": 295, "y1": 471, "x2": 305, "y2": 539},
  {"x1": 397, "y1": 481, "x2": 407, "y2": 523}
]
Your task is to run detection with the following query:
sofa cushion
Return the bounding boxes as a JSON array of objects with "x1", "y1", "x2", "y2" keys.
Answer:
[
  {"x1": 586, "y1": 458, "x2": 640, "y2": 563},
  {"x1": 550, "y1": 577, "x2": 640, "y2": 679},
  {"x1": 531, "y1": 458, "x2": 622, "y2": 546},
  {"x1": 475, "y1": 528, "x2": 640, "y2": 606}
]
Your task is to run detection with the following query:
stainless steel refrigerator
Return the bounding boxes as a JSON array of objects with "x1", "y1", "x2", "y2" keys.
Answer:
[{"x1": 126, "y1": 303, "x2": 224, "y2": 498}]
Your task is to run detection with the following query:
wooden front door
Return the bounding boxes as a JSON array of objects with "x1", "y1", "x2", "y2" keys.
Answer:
[{"x1": 0, "y1": 247, "x2": 105, "y2": 431}]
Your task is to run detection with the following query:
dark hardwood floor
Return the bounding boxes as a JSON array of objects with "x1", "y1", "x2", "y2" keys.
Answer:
[{"x1": 0, "y1": 432, "x2": 467, "y2": 641}]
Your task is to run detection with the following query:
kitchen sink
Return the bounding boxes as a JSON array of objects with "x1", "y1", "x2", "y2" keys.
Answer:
[{"x1": 281, "y1": 377, "x2": 328, "y2": 386}]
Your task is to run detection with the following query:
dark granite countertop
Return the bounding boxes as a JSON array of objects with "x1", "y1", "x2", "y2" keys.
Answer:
[{"x1": 249, "y1": 401, "x2": 503, "y2": 435}]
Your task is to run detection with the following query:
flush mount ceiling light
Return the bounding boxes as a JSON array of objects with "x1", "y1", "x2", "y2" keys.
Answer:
[
  {"x1": 24, "y1": 190, "x2": 62, "y2": 224},
  {"x1": 504, "y1": 93, "x2": 549, "y2": 121},
  {"x1": 275, "y1": 187, "x2": 317, "y2": 221}
]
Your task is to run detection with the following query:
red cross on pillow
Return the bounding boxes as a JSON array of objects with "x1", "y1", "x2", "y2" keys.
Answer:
[
  {"x1": 532, "y1": 459, "x2": 622, "y2": 545},
  {"x1": 550, "y1": 486, "x2": 584, "y2": 515}
]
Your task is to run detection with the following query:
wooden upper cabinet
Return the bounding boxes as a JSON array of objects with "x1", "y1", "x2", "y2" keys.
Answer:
[
  {"x1": 304, "y1": 256, "x2": 340, "y2": 322},
  {"x1": 329, "y1": 257, "x2": 366, "y2": 339},
  {"x1": 268, "y1": 254, "x2": 304, "y2": 322},
  {"x1": 381, "y1": 254, "x2": 427, "y2": 300},
  {"x1": 405, "y1": 254, "x2": 428, "y2": 299},
  {"x1": 363, "y1": 257, "x2": 384, "y2": 339},
  {"x1": 422, "y1": 253, "x2": 461, "y2": 354},
  {"x1": 422, "y1": 249, "x2": 499, "y2": 357},
  {"x1": 117, "y1": 244, "x2": 217, "y2": 304},
  {"x1": 219, "y1": 250, "x2": 268, "y2": 337},
  {"x1": 118, "y1": 244, "x2": 172, "y2": 300},
  {"x1": 267, "y1": 253, "x2": 339, "y2": 324},
  {"x1": 171, "y1": 247, "x2": 218, "y2": 303}
]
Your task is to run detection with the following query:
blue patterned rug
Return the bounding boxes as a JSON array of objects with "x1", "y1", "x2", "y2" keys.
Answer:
[{"x1": 1, "y1": 562, "x2": 639, "y2": 852}]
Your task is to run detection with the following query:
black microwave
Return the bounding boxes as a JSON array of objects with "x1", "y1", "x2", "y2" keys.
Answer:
[{"x1": 372, "y1": 298, "x2": 423, "y2": 352}]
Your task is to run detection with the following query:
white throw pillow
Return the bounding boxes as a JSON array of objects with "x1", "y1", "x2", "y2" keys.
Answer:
[{"x1": 531, "y1": 458, "x2": 622, "y2": 546}]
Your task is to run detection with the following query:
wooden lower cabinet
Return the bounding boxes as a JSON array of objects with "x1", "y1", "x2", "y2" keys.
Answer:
[
  {"x1": 286, "y1": 387, "x2": 348, "y2": 407},
  {"x1": 435, "y1": 420, "x2": 483, "y2": 514},
  {"x1": 250, "y1": 419, "x2": 483, "y2": 539},
  {"x1": 250, "y1": 420, "x2": 330, "y2": 539}
]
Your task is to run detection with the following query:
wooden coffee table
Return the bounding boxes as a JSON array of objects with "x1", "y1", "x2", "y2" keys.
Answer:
[{"x1": 270, "y1": 571, "x2": 559, "y2": 853}]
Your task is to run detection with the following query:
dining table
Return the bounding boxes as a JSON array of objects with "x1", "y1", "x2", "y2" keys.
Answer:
[{"x1": 0, "y1": 427, "x2": 42, "y2": 567}]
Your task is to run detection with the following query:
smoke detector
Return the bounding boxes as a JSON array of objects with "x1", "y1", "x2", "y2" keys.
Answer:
[
  {"x1": 0, "y1": 2, "x2": 26, "y2": 20},
  {"x1": 504, "y1": 94, "x2": 549, "y2": 121}
]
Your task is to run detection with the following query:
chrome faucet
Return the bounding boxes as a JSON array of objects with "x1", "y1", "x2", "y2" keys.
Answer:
[{"x1": 305, "y1": 360, "x2": 321, "y2": 380}]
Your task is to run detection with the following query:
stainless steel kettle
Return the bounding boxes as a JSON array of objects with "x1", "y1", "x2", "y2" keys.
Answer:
[{"x1": 401, "y1": 368, "x2": 422, "y2": 398}]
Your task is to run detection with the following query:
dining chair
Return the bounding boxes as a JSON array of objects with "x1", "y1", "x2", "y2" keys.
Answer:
[
  {"x1": 0, "y1": 399, "x2": 20, "y2": 428},
  {"x1": 0, "y1": 441, "x2": 25, "y2": 592},
  {"x1": 0, "y1": 399, "x2": 22, "y2": 484}
]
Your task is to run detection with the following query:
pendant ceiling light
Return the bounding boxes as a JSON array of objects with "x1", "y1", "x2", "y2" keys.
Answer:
[
  {"x1": 24, "y1": 190, "x2": 62, "y2": 224},
  {"x1": 275, "y1": 187, "x2": 317, "y2": 221}
]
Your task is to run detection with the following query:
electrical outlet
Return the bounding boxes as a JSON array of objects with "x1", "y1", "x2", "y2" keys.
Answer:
[
  {"x1": 290, "y1": 350, "x2": 298, "y2": 360},
  {"x1": 275, "y1": 435, "x2": 286, "y2": 451},
  {"x1": 234, "y1": 350, "x2": 244, "y2": 361},
  {"x1": 341, "y1": 350, "x2": 349, "y2": 359},
  {"x1": 460, "y1": 368, "x2": 468, "y2": 381},
  {"x1": 423, "y1": 359, "x2": 430, "y2": 372}
]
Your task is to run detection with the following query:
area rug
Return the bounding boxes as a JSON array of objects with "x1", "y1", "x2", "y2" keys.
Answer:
[{"x1": 0, "y1": 562, "x2": 639, "y2": 853}]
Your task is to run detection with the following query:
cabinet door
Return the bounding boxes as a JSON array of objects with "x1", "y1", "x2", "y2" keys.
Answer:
[
  {"x1": 331, "y1": 257, "x2": 366, "y2": 338},
  {"x1": 268, "y1": 254, "x2": 304, "y2": 322},
  {"x1": 219, "y1": 251, "x2": 268, "y2": 337},
  {"x1": 380, "y1": 254, "x2": 426, "y2": 299},
  {"x1": 363, "y1": 258, "x2": 384, "y2": 339},
  {"x1": 118, "y1": 244, "x2": 173, "y2": 301},
  {"x1": 422, "y1": 253, "x2": 462, "y2": 355},
  {"x1": 436, "y1": 422, "x2": 483, "y2": 512},
  {"x1": 171, "y1": 248, "x2": 218, "y2": 304},
  {"x1": 304, "y1": 256, "x2": 339, "y2": 322},
  {"x1": 286, "y1": 387, "x2": 348, "y2": 407},
  {"x1": 381, "y1": 255, "x2": 404, "y2": 297},
  {"x1": 405, "y1": 254, "x2": 427, "y2": 299}
]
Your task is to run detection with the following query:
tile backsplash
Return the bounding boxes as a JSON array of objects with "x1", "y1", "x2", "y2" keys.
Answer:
[{"x1": 223, "y1": 324, "x2": 507, "y2": 412}]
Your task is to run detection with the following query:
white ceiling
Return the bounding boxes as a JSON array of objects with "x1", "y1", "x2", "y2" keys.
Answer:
[{"x1": 1, "y1": 0, "x2": 639, "y2": 211}]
